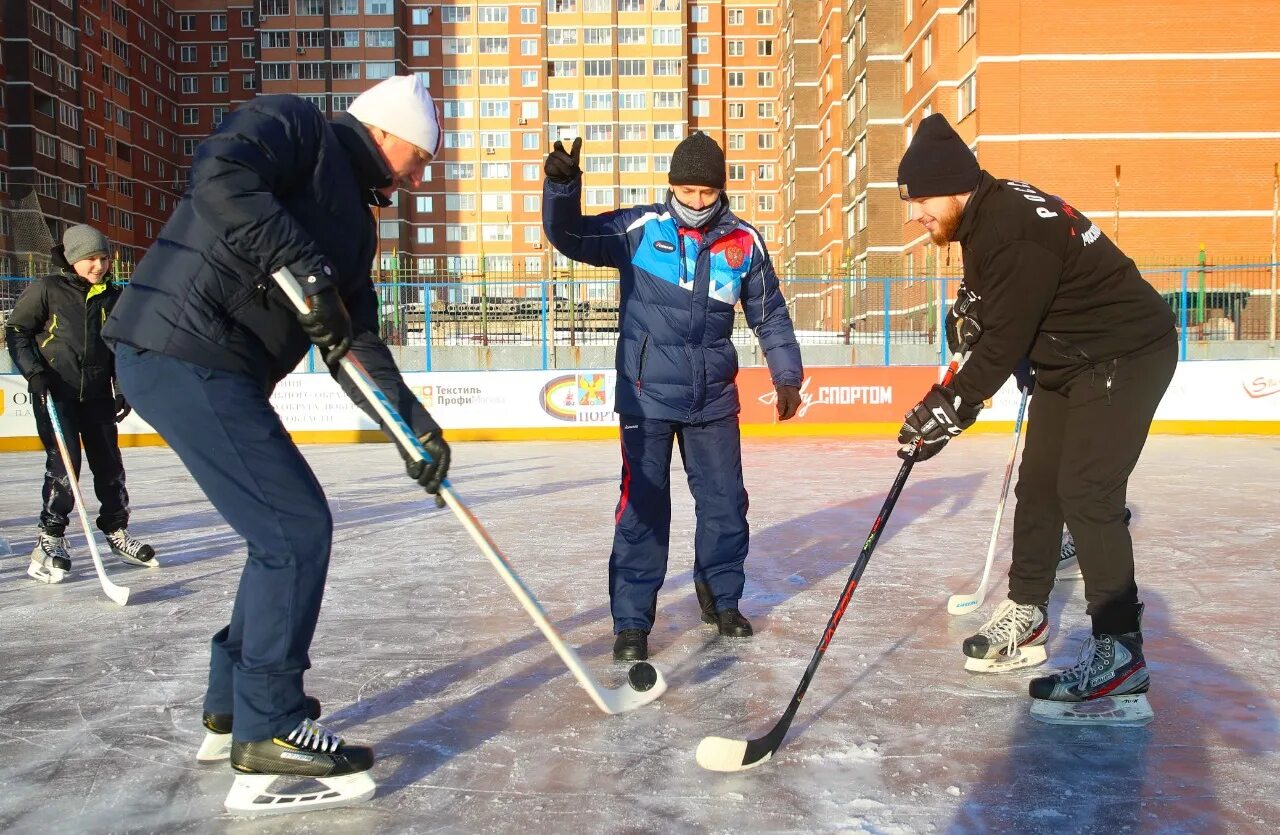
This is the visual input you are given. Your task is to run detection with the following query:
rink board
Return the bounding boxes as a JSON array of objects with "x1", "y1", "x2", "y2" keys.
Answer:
[{"x1": 1, "y1": 359, "x2": 1277, "y2": 450}]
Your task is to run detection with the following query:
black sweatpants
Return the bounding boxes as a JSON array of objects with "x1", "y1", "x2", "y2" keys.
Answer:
[
  {"x1": 1008, "y1": 331, "x2": 1177, "y2": 635},
  {"x1": 33, "y1": 395, "x2": 129, "y2": 536}
]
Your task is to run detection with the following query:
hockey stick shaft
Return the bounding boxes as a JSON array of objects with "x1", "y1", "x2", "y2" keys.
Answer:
[
  {"x1": 43, "y1": 397, "x2": 130, "y2": 605},
  {"x1": 272, "y1": 268, "x2": 645, "y2": 714},
  {"x1": 698, "y1": 351, "x2": 967, "y2": 770},
  {"x1": 947, "y1": 387, "x2": 1028, "y2": 614}
]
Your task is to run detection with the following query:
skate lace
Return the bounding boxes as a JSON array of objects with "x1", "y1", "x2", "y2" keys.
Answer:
[
  {"x1": 40, "y1": 534, "x2": 69, "y2": 557},
  {"x1": 980, "y1": 600, "x2": 1037, "y2": 658},
  {"x1": 1061, "y1": 635, "x2": 1114, "y2": 690},
  {"x1": 285, "y1": 718, "x2": 342, "y2": 753},
  {"x1": 109, "y1": 530, "x2": 140, "y2": 551},
  {"x1": 1060, "y1": 533, "x2": 1077, "y2": 562}
]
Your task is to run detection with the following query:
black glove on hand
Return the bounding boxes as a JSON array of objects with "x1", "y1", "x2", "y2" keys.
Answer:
[
  {"x1": 775, "y1": 385, "x2": 802, "y2": 421},
  {"x1": 897, "y1": 384, "x2": 982, "y2": 462},
  {"x1": 1012, "y1": 358, "x2": 1035, "y2": 395},
  {"x1": 27, "y1": 372, "x2": 51, "y2": 399},
  {"x1": 544, "y1": 137, "x2": 583, "y2": 183},
  {"x1": 113, "y1": 393, "x2": 132, "y2": 423},
  {"x1": 406, "y1": 431, "x2": 451, "y2": 507},
  {"x1": 945, "y1": 288, "x2": 982, "y2": 354},
  {"x1": 296, "y1": 286, "x2": 352, "y2": 366}
]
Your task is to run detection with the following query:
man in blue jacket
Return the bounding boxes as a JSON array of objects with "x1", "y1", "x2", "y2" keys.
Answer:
[
  {"x1": 103, "y1": 76, "x2": 448, "y2": 812},
  {"x1": 543, "y1": 133, "x2": 804, "y2": 662}
]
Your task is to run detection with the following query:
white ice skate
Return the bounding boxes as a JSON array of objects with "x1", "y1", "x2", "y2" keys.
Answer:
[
  {"x1": 962, "y1": 599, "x2": 1049, "y2": 673},
  {"x1": 224, "y1": 718, "x2": 375, "y2": 815},
  {"x1": 106, "y1": 529, "x2": 159, "y2": 567},
  {"x1": 28, "y1": 532, "x2": 72, "y2": 584}
]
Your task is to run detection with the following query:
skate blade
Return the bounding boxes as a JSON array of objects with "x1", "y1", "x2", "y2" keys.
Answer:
[
  {"x1": 27, "y1": 562, "x2": 67, "y2": 584},
  {"x1": 224, "y1": 771, "x2": 376, "y2": 816},
  {"x1": 196, "y1": 732, "x2": 230, "y2": 762},
  {"x1": 1030, "y1": 694, "x2": 1153, "y2": 727},
  {"x1": 964, "y1": 645, "x2": 1047, "y2": 673},
  {"x1": 113, "y1": 548, "x2": 159, "y2": 568}
]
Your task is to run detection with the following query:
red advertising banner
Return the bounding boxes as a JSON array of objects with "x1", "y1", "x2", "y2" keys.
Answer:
[{"x1": 736, "y1": 366, "x2": 942, "y2": 425}]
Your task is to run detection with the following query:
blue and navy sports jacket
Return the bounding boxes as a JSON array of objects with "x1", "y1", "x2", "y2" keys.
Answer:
[{"x1": 544, "y1": 178, "x2": 803, "y2": 424}]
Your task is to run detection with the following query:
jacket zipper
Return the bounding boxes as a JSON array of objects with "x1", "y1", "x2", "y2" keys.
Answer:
[{"x1": 637, "y1": 334, "x2": 649, "y2": 394}]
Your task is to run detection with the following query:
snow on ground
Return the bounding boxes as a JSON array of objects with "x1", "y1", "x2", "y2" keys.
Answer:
[{"x1": 0, "y1": 434, "x2": 1277, "y2": 833}]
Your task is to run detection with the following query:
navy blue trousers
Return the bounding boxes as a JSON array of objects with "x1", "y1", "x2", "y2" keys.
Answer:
[
  {"x1": 115, "y1": 344, "x2": 331, "y2": 742},
  {"x1": 609, "y1": 413, "x2": 749, "y2": 633}
]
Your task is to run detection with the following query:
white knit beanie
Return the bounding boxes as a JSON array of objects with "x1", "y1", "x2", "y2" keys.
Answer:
[{"x1": 346, "y1": 75, "x2": 442, "y2": 157}]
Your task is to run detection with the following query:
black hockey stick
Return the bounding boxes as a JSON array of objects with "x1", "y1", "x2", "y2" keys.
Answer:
[{"x1": 695, "y1": 351, "x2": 967, "y2": 771}]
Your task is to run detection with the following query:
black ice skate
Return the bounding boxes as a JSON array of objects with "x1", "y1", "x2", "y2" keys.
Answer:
[
  {"x1": 696, "y1": 581, "x2": 753, "y2": 637},
  {"x1": 106, "y1": 528, "x2": 158, "y2": 567},
  {"x1": 224, "y1": 718, "x2": 375, "y2": 815},
  {"x1": 197, "y1": 696, "x2": 322, "y2": 762},
  {"x1": 28, "y1": 531, "x2": 71, "y2": 584},
  {"x1": 1029, "y1": 631, "x2": 1153, "y2": 726},
  {"x1": 962, "y1": 599, "x2": 1049, "y2": 673},
  {"x1": 1057, "y1": 507, "x2": 1132, "y2": 581}
]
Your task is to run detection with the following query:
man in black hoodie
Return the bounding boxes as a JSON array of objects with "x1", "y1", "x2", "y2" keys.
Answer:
[
  {"x1": 103, "y1": 75, "x2": 449, "y2": 810},
  {"x1": 894, "y1": 114, "x2": 1176, "y2": 724},
  {"x1": 5, "y1": 224, "x2": 157, "y2": 583}
]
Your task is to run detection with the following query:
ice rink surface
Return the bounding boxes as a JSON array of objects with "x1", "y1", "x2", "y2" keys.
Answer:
[{"x1": 1, "y1": 433, "x2": 1277, "y2": 834}]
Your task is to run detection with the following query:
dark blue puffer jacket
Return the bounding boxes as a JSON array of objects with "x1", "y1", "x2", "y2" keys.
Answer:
[
  {"x1": 104, "y1": 94, "x2": 438, "y2": 434},
  {"x1": 544, "y1": 178, "x2": 803, "y2": 423}
]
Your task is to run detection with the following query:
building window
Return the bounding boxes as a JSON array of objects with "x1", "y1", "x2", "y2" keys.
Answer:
[
  {"x1": 521, "y1": 7, "x2": 538, "y2": 24},
  {"x1": 182, "y1": 107, "x2": 199, "y2": 125},
  {"x1": 690, "y1": 37, "x2": 708, "y2": 54},
  {"x1": 727, "y1": 71, "x2": 744, "y2": 87},
  {"x1": 923, "y1": 32, "x2": 933, "y2": 69},
  {"x1": 958, "y1": 71, "x2": 977, "y2": 118},
  {"x1": 179, "y1": 14, "x2": 195, "y2": 30},
  {"x1": 691, "y1": 99, "x2": 710, "y2": 117},
  {"x1": 757, "y1": 41, "x2": 773, "y2": 57},
  {"x1": 182, "y1": 76, "x2": 198, "y2": 94},
  {"x1": 728, "y1": 164, "x2": 745, "y2": 181},
  {"x1": 211, "y1": 13, "x2": 227, "y2": 30},
  {"x1": 180, "y1": 45, "x2": 196, "y2": 62},
  {"x1": 411, "y1": 8, "x2": 430, "y2": 24},
  {"x1": 959, "y1": 1, "x2": 976, "y2": 45},
  {"x1": 756, "y1": 8, "x2": 772, "y2": 24}
]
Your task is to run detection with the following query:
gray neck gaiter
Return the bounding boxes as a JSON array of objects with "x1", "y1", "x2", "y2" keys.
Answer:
[{"x1": 667, "y1": 193, "x2": 719, "y2": 229}]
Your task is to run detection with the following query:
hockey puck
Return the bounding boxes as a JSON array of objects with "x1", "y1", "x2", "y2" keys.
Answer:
[{"x1": 628, "y1": 661, "x2": 658, "y2": 692}]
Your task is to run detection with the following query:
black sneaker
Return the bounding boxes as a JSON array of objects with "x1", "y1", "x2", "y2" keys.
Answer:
[{"x1": 613, "y1": 629, "x2": 649, "y2": 662}]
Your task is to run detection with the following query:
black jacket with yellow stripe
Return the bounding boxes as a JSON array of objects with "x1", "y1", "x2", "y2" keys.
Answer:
[{"x1": 4, "y1": 245, "x2": 120, "y2": 401}]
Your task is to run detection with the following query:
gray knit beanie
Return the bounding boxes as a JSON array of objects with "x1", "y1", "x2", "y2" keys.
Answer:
[{"x1": 63, "y1": 224, "x2": 110, "y2": 265}]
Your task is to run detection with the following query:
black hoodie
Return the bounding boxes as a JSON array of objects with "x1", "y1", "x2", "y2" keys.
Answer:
[
  {"x1": 5, "y1": 245, "x2": 120, "y2": 401},
  {"x1": 949, "y1": 171, "x2": 1176, "y2": 403}
]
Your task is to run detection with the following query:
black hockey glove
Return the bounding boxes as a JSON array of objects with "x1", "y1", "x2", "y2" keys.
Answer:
[
  {"x1": 775, "y1": 385, "x2": 802, "y2": 420},
  {"x1": 897, "y1": 384, "x2": 982, "y2": 462},
  {"x1": 945, "y1": 288, "x2": 982, "y2": 355},
  {"x1": 27, "y1": 372, "x2": 51, "y2": 399},
  {"x1": 296, "y1": 286, "x2": 353, "y2": 366},
  {"x1": 113, "y1": 393, "x2": 132, "y2": 423},
  {"x1": 406, "y1": 430, "x2": 451, "y2": 507},
  {"x1": 544, "y1": 137, "x2": 583, "y2": 183},
  {"x1": 1012, "y1": 358, "x2": 1035, "y2": 395}
]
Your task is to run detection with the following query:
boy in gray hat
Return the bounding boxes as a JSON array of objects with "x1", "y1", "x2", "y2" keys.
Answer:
[{"x1": 5, "y1": 223, "x2": 157, "y2": 583}]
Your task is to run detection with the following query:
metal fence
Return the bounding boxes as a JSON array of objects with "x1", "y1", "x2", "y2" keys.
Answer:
[{"x1": 2, "y1": 263, "x2": 1277, "y2": 372}]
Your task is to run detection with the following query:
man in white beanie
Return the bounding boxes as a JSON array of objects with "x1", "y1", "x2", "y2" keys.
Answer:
[{"x1": 104, "y1": 75, "x2": 448, "y2": 813}]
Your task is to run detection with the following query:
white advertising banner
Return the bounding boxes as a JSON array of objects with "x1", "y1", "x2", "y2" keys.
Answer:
[{"x1": 2, "y1": 361, "x2": 1277, "y2": 445}]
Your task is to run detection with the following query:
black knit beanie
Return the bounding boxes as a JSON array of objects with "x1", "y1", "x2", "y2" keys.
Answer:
[
  {"x1": 897, "y1": 114, "x2": 979, "y2": 199},
  {"x1": 668, "y1": 132, "x2": 726, "y2": 190}
]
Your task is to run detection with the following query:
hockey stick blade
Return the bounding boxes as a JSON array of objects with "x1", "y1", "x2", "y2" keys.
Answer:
[
  {"x1": 44, "y1": 399, "x2": 129, "y2": 606},
  {"x1": 696, "y1": 350, "x2": 969, "y2": 771},
  {"x1": 272, "y1": 268, "x2": 665, "y2": 715},
  {"x1": 946, "y1": 387, "x2": 1028, "y2": 616}
]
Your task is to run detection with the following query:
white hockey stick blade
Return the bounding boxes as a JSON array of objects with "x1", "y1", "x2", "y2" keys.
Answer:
[
  {"x1": 45, "y1": 401, "x2": 129, "y2": 606},
  {"x1": 224, "y1": 771, "x2": 376, "y2": 815},
  {"x1": 947, "y1": 591, "x2": 986, "y2": 615},
  {"x1": 963, "y1": 645, "x2": 1048, "y2": 673},
  {"x1": 196, "y1": 732, "x2": 231, "y2": 762},
  {"x1": 695, "y1": 737, "x2": 771, "y2": 772},
  {"x1": 1029, "y1": 694, "x2": 1153, "y2": 727}
]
